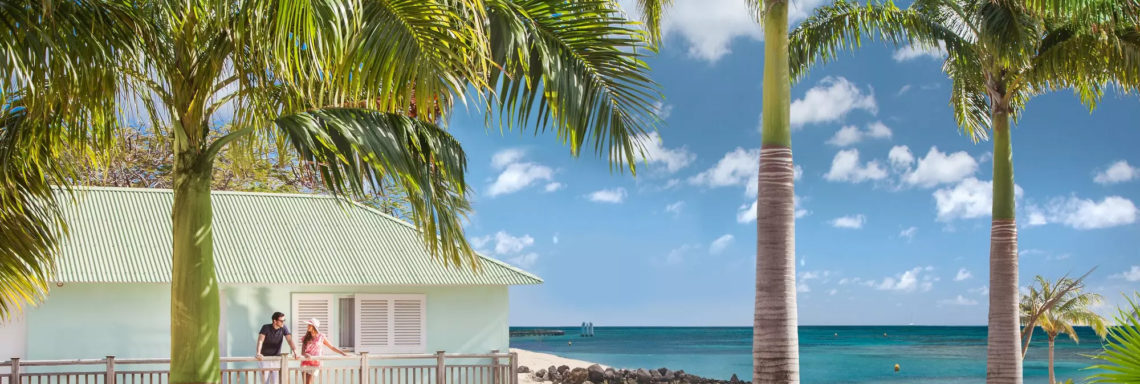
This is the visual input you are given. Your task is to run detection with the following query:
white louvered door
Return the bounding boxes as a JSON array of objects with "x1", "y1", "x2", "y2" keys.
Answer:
[
  {"x1": 291, "y1": 294, "x2": 334, "y2": 349},
  {"x1": 355, "y1": 294, "x2": 425, "y2": 354}
]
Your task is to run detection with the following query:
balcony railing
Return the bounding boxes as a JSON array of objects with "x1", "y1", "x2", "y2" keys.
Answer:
[{"x1": 1, "y1": 351, "x2": 517, "y2": 384}]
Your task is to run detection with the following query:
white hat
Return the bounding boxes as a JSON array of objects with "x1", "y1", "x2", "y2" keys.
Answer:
[{"x1": 306, "y1": 318, "x2": 321, "y2": 328}]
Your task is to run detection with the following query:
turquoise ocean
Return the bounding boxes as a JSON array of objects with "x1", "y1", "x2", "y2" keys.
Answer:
[{"x1": 509, "y1": 326, "x2": 1109, "y2": 384}]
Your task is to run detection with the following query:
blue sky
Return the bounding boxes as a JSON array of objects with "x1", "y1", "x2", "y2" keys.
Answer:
[{"x1": 446, "y1": 0, "x2": 1140, "y2": 326}]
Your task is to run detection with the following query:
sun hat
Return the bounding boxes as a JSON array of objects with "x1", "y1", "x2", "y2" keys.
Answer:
[{"x1": 306, "y1": 318, "x2": 321, "y2": 328}]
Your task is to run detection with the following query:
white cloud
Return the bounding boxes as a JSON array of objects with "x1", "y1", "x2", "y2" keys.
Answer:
[
  {"x1": 652, "y1": 101, "x2": 675, "y2": 120},
  {"x1": 552, "y1": 234, "x2": 559, "y2": 244},
  {"x1": 1094, "y1": 160, "x2": 1139, "y2": 185},
  {"x1": 902, "y1": 147, "x2": 978, "y2": 188},
  {"x1": 790, "y1": 77, "x2": 877, "y2": 127},
  {"x1": 588, "y1": 188, "x2": 627, "y2": 204},
  {"x1": 508, "y1": 253, "x2": 539, "y2": 269},
  {"x1": 969, "y1": 286, "x2": 990, "y2": 296},
  {"x1": 899, "y1": 226, "x2": 917, "y2": 241},
  {"x1": 491, "y1": 231, "x2": 534, "y2": 255},
  {"x1": 892, "y1": 42, "x2": 947, "y2": 62},
  {"x1": 828, "y1": 289, "x2": 839, "y2": 296},
  {"x1": 797, "y1": 282, "x2": 812, "y2": 293},
  {"x1": 665, "y1": 244, "x2": 701, "y2": 265},
  {"x1": 794, "y1": 165, "x2": 804, "y2": 181},
  {"x1": 888, "y1": 145, "x2": 915, "y2": 170},
  {"x1": 1026, "y1": 196, "x2": 1137, "y2": 229},
  {"x1": 690, "y1": 147, "x2": 758, "y2": 191},
  {"x1": 938, "y1": 295, "x2": 979, "y2": 306},
  {"x1": 665, "y1": 201, "x2": 685, "y2": 216},
  {"x1": 488, "y1": 149, "x2": 556, "y2": 197},
  {"x1": 800, "y1": 270, "x2": 832, "y2": 281},
  {"x1": 1110, "y1": 266, "x2": 1140, "y2": 282},
  {"x1": 736, "y1": 196, "x2": 809, "y2": 223},
  {"x1": 933, "y1": 178, "x2": 1024, "y2": 221},
  {"x1": 824, "y1": 149, "x2": 888, "y2": 183},
  {"x1": 875, "y1": 267, "x2": 936, "y2": 292},
  {"x1": 634, "y1": 132, "x2": 696, "y2": 173},
  {"x1": 897, "y1": 85, "x2": 913, "y2": 96},
  {"x1": 617, "y1": 0, "x2": 828, "y2": 63},
  {"x1": 544, "y1": 182, "x2": 564, "y2": 192},
  {"x1": 826, "y1": 121, "x2": 893, "y2": 147},
  {"x1": 955, "y1": 268, "x2": 972, "y2": 281},
  {"x1": 831, "y1": 214, "x2": 866, "y2": 229},
  {"x1": 709, "y1": 234, "x2": 735, "y2": 255}
]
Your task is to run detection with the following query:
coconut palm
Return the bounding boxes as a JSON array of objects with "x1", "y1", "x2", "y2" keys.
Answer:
[
  {"x1": 628, "y1": 0, "x2": 801, "y2": 381},
  {"x1": 1089, "y1": 292, "x2": 1140, "y2": 384},
  {"x1": 3, "y1": 0, "x2": 660, "y2": 382},
  {"x1": 1020, "y1": 275, "x2": 1108, "y2": 384},
  {"x1": 790, "y1": 1, "x2": 1138, "y2": 382}
]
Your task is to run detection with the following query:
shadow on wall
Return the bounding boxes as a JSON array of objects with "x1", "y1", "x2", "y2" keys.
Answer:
[{"x1": 223, "y1": 286, "x2": 276, "y2": 359}]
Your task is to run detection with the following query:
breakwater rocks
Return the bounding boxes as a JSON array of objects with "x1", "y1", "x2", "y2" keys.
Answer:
[{"x1": 518, "y1": 364, "x2": 749, "y2": 384}]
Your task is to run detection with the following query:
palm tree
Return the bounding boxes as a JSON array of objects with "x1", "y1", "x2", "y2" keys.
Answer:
[
  {"x1": 3, "y1": 0, "x2": 660, "y2": 382},
  {"x1": 789, "y1": 1, "x2": 1138, "y2": 382},
  {"x1": 1090, "y1": 292, "x2": 1140, "y2": 384},
  {"x1": 1020, "y1": 275, "x2": 1108, "y2": 384}
]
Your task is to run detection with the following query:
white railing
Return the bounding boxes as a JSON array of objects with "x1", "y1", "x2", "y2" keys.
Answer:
[{"x1": 1, "y1": 351, "x2": 517, "y2": 384}]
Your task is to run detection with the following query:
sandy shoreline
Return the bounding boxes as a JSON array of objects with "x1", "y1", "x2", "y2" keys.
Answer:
[{"x1": 512, "y1": 348, "x2": 607, "y2": 384}]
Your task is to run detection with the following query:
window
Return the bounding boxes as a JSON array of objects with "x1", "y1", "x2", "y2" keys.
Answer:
[{"x1": 291, "y1": 293, "x2": 425, "y2": 354}]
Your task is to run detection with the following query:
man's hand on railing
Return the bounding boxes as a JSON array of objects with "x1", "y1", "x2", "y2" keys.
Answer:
[{"x1": 255, "y1": 353, "x2": 263, "y2": 361}]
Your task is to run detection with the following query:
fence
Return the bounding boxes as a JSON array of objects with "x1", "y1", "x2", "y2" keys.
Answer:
[{"x1": 1, "y1": 351, "x2": 516, "y2": 384}]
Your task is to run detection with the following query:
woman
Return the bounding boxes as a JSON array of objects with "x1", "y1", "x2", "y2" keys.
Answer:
[{"x1": 300, "y1": 318, "x2": 351, "y2": 384}]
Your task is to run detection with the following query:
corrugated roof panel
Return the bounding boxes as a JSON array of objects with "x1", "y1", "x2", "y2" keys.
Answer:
[{"x1": 53, "y1": 187, "x2": 542, "y2": 286}]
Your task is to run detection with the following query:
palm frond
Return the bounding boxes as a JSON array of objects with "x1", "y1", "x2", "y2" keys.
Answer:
[
  {"x1": 485, "y1": 0, "x2": 660, "y2": 174},
  {"x1": 945, "y1": 47, "x2": 991, "y2": 141},
  {"x1": 272, "y1": 108, "x2": 477, "y2": 269},
  {"x1": 630, "y1": 0, "x2": 673, "y2": 46},
  {"x1": 1088, "y1": 292, "x2": 1140, "y2": 383}
]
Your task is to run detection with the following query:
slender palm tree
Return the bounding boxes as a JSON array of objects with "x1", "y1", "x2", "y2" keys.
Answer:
[
  {"x1": 3, "y1": 1, "x2": 660, "y2": 382},
  {"x1": 629, "y1": 0, "x2": 801, "y2": 381},
  {"x1": 1020, "y1": 275, "x2": 1108, "y2": 384},
  {"x1": 789, "y1": 1, "x2": 1138, "y2": 382}
]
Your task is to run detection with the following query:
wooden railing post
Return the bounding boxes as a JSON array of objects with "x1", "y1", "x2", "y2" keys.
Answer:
[
  {"x1": 279, "y1": 353, "x2": 290, "y2": 384},
  {"x1": 105, "y1": 356, "x2": 116, "y2": 384},
  {"x1": 490, "y1": 350, "x2": 500, "y2": 384},
  {"x1": 358, "y1": 352, "x2": 369, "y2": 384},
  {"x1": 435, "y1": 351, "x2": 445, "y2": 384},
  {"x1": 508, "y1": 352, "x2": 518, "y2": 384},
  {"x1": 9, "y1": 358, "x2": 19, "y2": 384}
]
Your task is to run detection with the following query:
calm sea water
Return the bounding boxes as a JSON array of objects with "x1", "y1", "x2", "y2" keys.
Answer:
[{"x1": 509, "y1": 326, "x2": 1108, "y2": 384}]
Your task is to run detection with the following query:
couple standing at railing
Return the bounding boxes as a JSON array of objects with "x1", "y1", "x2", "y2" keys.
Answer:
[{"x1": 255, "y1": 312, "x2": 351, "y2": 384}]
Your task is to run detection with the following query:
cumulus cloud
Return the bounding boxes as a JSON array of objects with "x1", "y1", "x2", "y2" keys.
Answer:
[
  {"x1": 544, "y1": 182, "x2": 564, "y2": 192},
  {"x1": 508, "y1": 253, "x2": 539, "y2": 269},
  {"x1": 875, "y1": 266, "x2": 936, "y2": 292},
  {"x1": 955, "y1": 268, "x2": 972, "y2": 281},
  {"x1": 824, "y1": 149, "x2": 888, "y2": 183},
  {"x1": 652, "y1": 101, "x2": 675, "y2": 120},
  {"x1": 938, "y1": 295, "x2": 979, "y2": 306},
  {"x1": 831, "y1": 214, "x2": 866, "y2": 229},
  {"x1": 487, "y1": 149, "x2": 556, "y2": 197},
  {"x1": 826, "y1": 121, "x2": 893, "y2": 147},
  {"x1": 1093, "y1": 160, "x2": 1139, "y2": 185},
  {"x1": 790, "y1": 77, "x2": 877, "y2": 127},
  {"x1": 709, "y1": 234, "x2": 735, "y2": 255},
  {"x1": 899, "y1": 226, "x2": 917, "y2": 241},
  {"x1": 690, "y1": 147, "x2": 760, "y2": 196},
  {"x1": 1026, "y1": 196, "x2": 1138, "y2": 229},
  {"x1": 902, "y1": 147, "x2": 978, "y2": 188},
  {"x1": 634, "y1": 132, "x2": 696, "y2": 173},
  {"x1": 893, "y1": 42, "x2": 947, "y2": 62},
  {"x1": 588, "y1": 188, "x2": 628, "y2": 204},
  {"x1": 888, "y1": 145, "x2": 916, "y2": 170},
  {"x1": 933, "y1": 178, "x2": 1024, "y2": 221},
  {"x1": 1111, "y1": 266, "x2": 1140, "y2": 282},
  {"x1": 472, "y1": 231, "x2": 539, "y2": 267}
]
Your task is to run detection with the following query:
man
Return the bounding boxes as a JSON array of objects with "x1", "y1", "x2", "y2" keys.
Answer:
[{"x1": 256, "y1": 312, "x2": 299, "y2": 384}]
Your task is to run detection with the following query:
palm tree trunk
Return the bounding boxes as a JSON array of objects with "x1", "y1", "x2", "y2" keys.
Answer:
[
  {"x1": 170, "y1": 143, "x2": 221, "y2": 384},
  {"x1": 986, "y1": 111, "x2": 1020, "y2": 384},
  {"x1": 1021, "y1": 327, "x2": 1034, "y2": 359},
  {"x1": 754, "y1": 1, "x2": 799, "y2": 383},
  {"x1": 1047, "y1": 336, "x2": 1056, "y2": 384}
]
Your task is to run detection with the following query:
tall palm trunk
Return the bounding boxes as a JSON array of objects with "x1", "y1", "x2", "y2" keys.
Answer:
[
  {"x1": 986, "y1": 110, "x2": 1020, "y2": 384},
  {"x1": 754, "y1": 1, "x2": 799, "y2": 383},
  {"x1": 170, "y1": 118, "x2": 221, "y2": 384},
  {"x1": 1047, "y1": 335, "x2": 1056, "y2": 384}
]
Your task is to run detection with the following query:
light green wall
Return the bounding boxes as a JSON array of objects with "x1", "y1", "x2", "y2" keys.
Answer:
[{"x1": 26, "y1": 283, "x2": 509, "y2": 360}]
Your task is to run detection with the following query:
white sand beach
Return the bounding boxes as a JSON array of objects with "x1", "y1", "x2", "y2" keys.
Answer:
[{"x1": 512, "y1": 348, "x2": 607, "y2": 384}]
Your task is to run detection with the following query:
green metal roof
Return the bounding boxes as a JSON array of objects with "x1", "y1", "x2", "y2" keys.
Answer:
[{"x1": 52, "y1": 187, "x2": 542, "y2": 286}]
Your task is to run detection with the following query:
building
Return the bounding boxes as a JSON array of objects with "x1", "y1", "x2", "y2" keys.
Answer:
[{"x1": 0, "y1": 187, "x2": 540, "y2": 361}]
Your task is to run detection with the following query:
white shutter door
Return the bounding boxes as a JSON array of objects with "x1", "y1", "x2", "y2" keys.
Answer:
[
  {"x1": 292, "y1": 294, "x2": 334, "y2": 348},
  {"x1": 354, "y1": 295, "x2": 391, "y2": 354},
  {"x1": 391, "y1": 295, "x2": 426, "y2": 353}
]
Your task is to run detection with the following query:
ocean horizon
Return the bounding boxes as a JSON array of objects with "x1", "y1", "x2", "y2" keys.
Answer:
[{"x1": 509, "y1": 326, "x2": 1109, "y2": 384}]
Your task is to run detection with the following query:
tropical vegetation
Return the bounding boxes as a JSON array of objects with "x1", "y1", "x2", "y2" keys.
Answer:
[
  {"x1": 1020, "y1": 274, "x2": 1108, "y2": 384},
  {"x1": 1089, "y1": 292, "x2": 1140, "y2": 383},
  {"x1": 2, "y1": 1, "x2": 661, "y2": 383},
  {"x1": 789, "y1": 0, "x2": 1138, "y2": 382}
]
